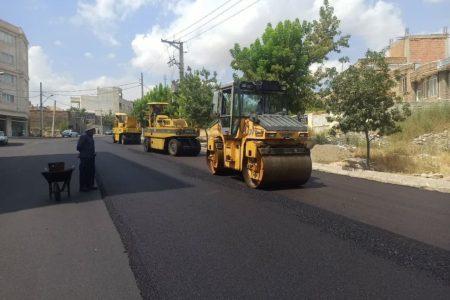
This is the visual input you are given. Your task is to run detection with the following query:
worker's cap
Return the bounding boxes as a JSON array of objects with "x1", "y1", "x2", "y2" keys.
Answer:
[{"x1": 85, "y1": 124, "x2": 96, "y2": 132}]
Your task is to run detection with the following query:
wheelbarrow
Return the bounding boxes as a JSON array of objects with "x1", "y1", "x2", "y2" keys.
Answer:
[{"x1": 41, "y1": 162, "x2": 74, "y2": 201}]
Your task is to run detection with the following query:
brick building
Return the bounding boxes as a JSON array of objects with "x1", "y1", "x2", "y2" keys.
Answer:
[{"x1": 386, "y1": 30, "x2": 450, "y2": 102}]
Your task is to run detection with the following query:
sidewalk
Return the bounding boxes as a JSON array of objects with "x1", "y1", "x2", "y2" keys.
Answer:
[{"x1": 0, "y1": 153, "x2": 141, "y2": 300}]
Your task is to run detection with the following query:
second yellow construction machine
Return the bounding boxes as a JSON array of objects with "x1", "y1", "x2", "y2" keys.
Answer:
[
  {"x1": 142, "y1": 102, "x2": 201, "y2": 156},
  {"x1": 112, "y1": 113, "x2": 141, "y2": 144},
  {"x1": 206, "y1": 80, "x2": 312, "y2": 188}
]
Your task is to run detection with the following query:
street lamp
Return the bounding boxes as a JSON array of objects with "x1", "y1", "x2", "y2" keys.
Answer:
[{"x1": 40, "y1": 94, "x2": 54, "y2": 137}]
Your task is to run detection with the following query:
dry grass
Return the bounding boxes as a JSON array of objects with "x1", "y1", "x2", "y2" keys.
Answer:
[
  {"x1": 354, "y1": 144, "x2": 448, "y2": 174},
  {"x1": 350, "y1": 104, "x2": 450, "y2": 175}
]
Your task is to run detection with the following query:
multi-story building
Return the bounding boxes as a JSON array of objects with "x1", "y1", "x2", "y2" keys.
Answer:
[
  {"x1": 0, "y1": 19, "x2": 29, "y2": 136},
  {"x1": 70, "y1": 87, "x2": 133, "y2": 116},
  {"x1": 386, "y1": 29, "x2": 450, "y2": 103}
]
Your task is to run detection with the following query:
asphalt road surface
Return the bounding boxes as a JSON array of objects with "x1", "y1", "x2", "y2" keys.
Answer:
[
  {"x1": 1, "y1": 137, "x2": 449, "y2": 299},
  {"x1": 92, "y1": 136, "x2": 450, "y2": 299}
]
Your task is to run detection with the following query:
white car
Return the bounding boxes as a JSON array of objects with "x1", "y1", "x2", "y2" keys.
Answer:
[
  {"x1": 61, "y1": 130, "x2": 80, "y2": 138},
  {"x1": 0, "y1": 131, "x2": 8, "y2": 145}
]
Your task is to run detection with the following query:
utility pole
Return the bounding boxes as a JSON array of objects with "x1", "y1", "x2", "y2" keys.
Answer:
[
  {"x1": 161, "y1": 39, "x2": 184, "y2": 81},
  {"x1": 100, "y1": 110, "x2": 103, "y2": 135},
  {"x1": 40, "y1": 82, "x2": 43, "y2": 137},
  {"x1": 140, "y1": 72, "x2": 144, "y2": 99},
  {"x1": 51, "y1": 100, "x2": 56, "y2": 137}
]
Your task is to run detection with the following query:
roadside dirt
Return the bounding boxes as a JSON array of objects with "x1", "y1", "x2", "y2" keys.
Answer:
[{"x1": 311, "y1": 144, "x2": 450, "y2": 193}]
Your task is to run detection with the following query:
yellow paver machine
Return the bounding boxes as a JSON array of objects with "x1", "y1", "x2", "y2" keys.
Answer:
[
  {"x1": 142, "y1": 102, "x2": 201, "y2": 156},
  {"x1": 206, "y1": 80, "x2": 312, "y2": 188}
]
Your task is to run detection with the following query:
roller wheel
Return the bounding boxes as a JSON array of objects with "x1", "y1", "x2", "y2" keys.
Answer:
[
  {"x1": 143, "y1": 138, "x2": 151, "y2": 152},
  {"x1": 207, "y1": 147, "x2": 225, "y2": 175},
  {"x1": 243, "y1": 155, "x2": 312, "y2": 188},
  {"x1": 190, "y1": 139, "x2": 201, "y2": 156},
  {"x1": 243, "y1": 158, "x2": 263, "y2": 188},
  {"x1": 168, "y1": 139, "x2": 181, "y2": 156}
]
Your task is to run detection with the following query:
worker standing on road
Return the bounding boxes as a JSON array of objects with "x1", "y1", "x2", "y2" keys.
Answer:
[{"x1": 77, "y1": 125, "x2": 97, "y2": 192}]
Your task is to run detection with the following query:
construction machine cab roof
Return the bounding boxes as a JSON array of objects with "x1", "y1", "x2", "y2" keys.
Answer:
[{"x1": 147, "y1": 102, "x2": 169, "y2": 115}]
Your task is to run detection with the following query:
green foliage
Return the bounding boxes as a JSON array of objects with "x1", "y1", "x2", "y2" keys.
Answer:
[
  {"x1": 327, "y1": 50, "x2": 411, "y2": 168},
  {"x1": 230, "y1": 0, "x2": 349, "y2": 113},
  {"x1": 132, "y1": 83, "x2": 173, "y2": 125},
  {"x1": 389, "y1": 103, "x2": 450, "y2": 142},
  {"x1": 176, "y1": 68, "x2": 218, "y2": 128},
  {"x1": 100, "y1": 111, "x2": 115, "y2": 128}
]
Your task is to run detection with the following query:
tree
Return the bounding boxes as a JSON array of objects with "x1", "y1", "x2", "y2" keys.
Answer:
[
  {"x1": 177, "y1": 68, "x2": 218, "y2": 130},
  {"x1": 100, "y1": 111, "x2": 115, "y2": 128},
  {"x1": 132, "y1": 83, "x2": 173, "y2": 125},
  {"x1": 327, "y1": 50, "x2": 411, "y2": 169},
  {"x1": 230, "y1": 0, "x2": 349, "y2": 113},
  {"x1": 68, "y1": 107, "x2": 89, "y2": 132}
]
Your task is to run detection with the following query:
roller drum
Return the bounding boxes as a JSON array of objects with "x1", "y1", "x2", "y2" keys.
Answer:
[{"x1": 260, "y1": 155, "x2": 312, "y2": 186}]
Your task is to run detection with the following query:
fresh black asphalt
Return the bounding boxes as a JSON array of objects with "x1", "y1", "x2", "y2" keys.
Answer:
[{"x1": 93, "y1": 137, "x2": 450, "y2": 299}]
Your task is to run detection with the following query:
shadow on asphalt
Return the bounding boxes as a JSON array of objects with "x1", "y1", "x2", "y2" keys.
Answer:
[
  {"x1": 1, "y1": 142, "x2": 24, "y2": 147},
  {"x1": 0, "y1": 153, "x2": 86, "y2": 215},
  {"x1": 95, "y1": 152, "x2": 192, "y2": 197}
]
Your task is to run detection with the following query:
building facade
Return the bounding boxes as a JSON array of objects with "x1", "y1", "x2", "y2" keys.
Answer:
[
  {"x1": 386, "y1": 31, "x2": 450, "y2": 103},
  {"x1": 70, "y1": 87, "x2": 133, "y2": 116},
  {"x1": 0, "y1": 19, "x2": 29, "y2": 136},
  {"x1": 29, "y1": 105, "x2": 70, "y2": 137}
]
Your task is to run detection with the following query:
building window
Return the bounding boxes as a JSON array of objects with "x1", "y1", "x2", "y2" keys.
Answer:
[
  {"x1": 0, "y1": 52, "x2": 14, "y2": 65},
  {"x1": 0, "y1": 30, "x2": 14, "y2": 44},
  {"x1": 0, "y1": 73, "x2": 16, "y2": 84},
  {"x1": 2, "y1": 93, "x2": 15, "y2": 104},
  {"x1": 400, "y1": 76, "x2": 407, "y2": 94},
  {"x1": 428, "y1": 75, "x2": 438, "y2": 98}
]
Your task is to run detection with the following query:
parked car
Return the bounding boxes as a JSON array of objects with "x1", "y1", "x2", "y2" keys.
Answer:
[
  {"x1": 104, "y1": 130, "x2": 113, "y2": 135},
  {"x1": 0, "y1": 131, "x2": 8, "y2": 145},
  {"x1": 61, "y1": 129, "x2": 80, "y2": 138}
]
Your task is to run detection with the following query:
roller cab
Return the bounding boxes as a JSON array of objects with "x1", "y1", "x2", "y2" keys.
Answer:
[
  {"x1": 207, "y1": 80, "x2": 312, "y2": 188},
  {"x1": 142, "y1": 102, "x2": 200, "y2": 156}
]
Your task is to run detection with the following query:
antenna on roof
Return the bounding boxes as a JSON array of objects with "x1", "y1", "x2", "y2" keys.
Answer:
[
  {"x1": 444, "y1": 26, "x2": 448, "y2": 34},
  {"x1": 405, "y1": 27, "x2": 410, "y2": 36}
]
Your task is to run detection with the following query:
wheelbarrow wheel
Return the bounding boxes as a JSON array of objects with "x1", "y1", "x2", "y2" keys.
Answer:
[{"x1": 53, "y1": 182, "x2": 61, "y2": 201}]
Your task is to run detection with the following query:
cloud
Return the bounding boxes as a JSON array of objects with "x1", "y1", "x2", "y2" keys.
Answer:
[
  {"x1": 84, "y1": 52, "x2": 94, "y2": 59},
  {"x1": 71, "y1": 0, "x2": 156, "y2": 46},
  {"x1": 313, "y1": 0, "x2": 405, "y2": 50},
  {"x1": 29, "y1": 46, "x2": 143, "y2": 107},
  {"x1": 53, "y1": 40, "x2": 62, "y2": 46},
  {"x1": 107, "y1": 53, "x2": 116, "y2": 59},
  {"x1": 423, "y1": 0, "x2": 443, "y2": 3},
  {"x1": 130, "y1": 0, "x2": 405, "y2": 84}
]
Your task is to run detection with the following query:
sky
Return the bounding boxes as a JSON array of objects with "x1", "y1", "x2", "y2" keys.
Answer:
[{"x1": 2, "y1": 0, "x2": 450, "y2": 108}]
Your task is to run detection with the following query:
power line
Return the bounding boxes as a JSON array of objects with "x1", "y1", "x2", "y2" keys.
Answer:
[
  {"x1": 184, "y1": 0, "x2": 261, "y2": 42},
  {"x1": 40, "y1": 81, "x2": 139, "y2": 93},
  {"x1": 177, "y1": 0, "x2": 243, "y2": 41},
  {"x1": 172, "y1": 0, "x2": 237, "y2": 38},
  {"x1": 51, "y1": 84, "x2": 142, "y2": 98}
]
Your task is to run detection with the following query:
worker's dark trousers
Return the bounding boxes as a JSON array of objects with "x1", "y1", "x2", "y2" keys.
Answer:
[{"x1": 79, "y1": 157, "x2": 95, "y2": 190}]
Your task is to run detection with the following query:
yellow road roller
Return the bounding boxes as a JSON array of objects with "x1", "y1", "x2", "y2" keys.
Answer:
[
  {"x1": 112, "y1": 113, "x2": 141, "y2": 144},
  {"x1": 206, "y1": 80, "x2": 311, "y2": 188},
  {"x1": 142, "y1": 102, "x2": 201, "y2": 156}
]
